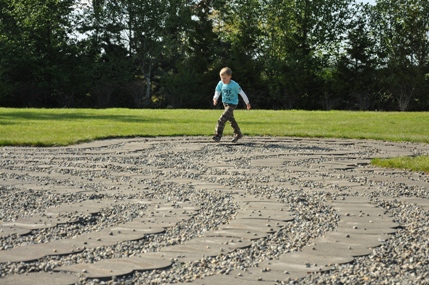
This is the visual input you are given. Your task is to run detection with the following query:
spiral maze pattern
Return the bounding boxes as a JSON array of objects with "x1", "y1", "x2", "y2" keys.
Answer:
[{"x1": 1, "y1": 137, "x2": 429, "y2": 284}]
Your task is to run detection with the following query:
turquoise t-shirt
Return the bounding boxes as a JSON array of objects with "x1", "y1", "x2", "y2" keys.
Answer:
[{"x1": 215, "y1": 80, "x2": 242, "y2": 105}]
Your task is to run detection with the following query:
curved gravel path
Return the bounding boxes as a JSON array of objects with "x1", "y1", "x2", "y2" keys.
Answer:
[{"x1": 1, "y1": 136, "x2": 429, "y2": 285}]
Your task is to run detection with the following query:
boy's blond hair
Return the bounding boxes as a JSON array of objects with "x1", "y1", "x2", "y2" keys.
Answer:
[{"x1": 220, "y1": 67, "x2": 232, "y2": 76}]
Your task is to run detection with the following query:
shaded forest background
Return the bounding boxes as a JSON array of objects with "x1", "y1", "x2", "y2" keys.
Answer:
[{"x1": 0, "y1": 0, "x2": 428, "y2": 110}]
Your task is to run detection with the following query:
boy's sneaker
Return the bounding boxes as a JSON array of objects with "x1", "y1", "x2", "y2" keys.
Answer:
[
  {"x1": 212, "y1": 135, "x2": 221, "y2": 142},
  {"x1": 231, "y1": 133, "x2": 243, "y2": 143}
]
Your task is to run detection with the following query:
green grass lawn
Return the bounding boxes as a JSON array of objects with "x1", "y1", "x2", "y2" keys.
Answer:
[
  {"x1": 1, "y1": 108, "x2": 428, "y2": 146},
  {"x1": 1, "y1": 108, "x2": 428, "y2": 172},
  {"x1": 372, "y1": 156, "x2": 429, "y2": 173}
]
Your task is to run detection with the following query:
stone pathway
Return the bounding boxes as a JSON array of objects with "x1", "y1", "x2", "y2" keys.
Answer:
[{"x1": 1, "y1": 136, "x2": 429, "y2": 284}]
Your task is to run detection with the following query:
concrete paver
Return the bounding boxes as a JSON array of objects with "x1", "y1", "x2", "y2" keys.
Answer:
[{"x1": 1, "y1": 136, "x2": 427, "y2": 284}]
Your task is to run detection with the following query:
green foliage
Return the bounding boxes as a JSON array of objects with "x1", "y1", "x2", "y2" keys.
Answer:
[
  {"x1": 0, "y1": 0, "x2": 428, "y2": 110},
  {"x1": 160, "y1": 64, "x2": 207, "y2": 108},
  {"x1": 0, "y1": 0, "x2": 80, "y2": 106},
  {"x1": 372, "y1": 0, "x2": 429, "y2": 110}
]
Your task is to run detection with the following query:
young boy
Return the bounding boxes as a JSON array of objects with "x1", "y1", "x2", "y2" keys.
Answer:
[{"x1": 212, "y1": 67, "x2": 251, "y2": 143}]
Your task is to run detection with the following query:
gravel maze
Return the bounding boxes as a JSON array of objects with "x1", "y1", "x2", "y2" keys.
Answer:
[{"x1": 1, "y1": 137, "x2": 429, "y2": 284}]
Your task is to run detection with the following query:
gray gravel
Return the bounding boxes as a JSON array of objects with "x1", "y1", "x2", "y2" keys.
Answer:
[{"x1": 1, "y1": 137, "x2": 429, "y2": 284}]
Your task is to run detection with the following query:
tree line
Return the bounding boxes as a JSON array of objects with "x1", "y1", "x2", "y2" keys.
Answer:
[{"x1": 0, "y1": 0, "x2": 428, "y2": 110}]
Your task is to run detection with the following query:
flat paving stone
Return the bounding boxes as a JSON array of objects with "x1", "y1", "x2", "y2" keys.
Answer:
[
  {"x1": 45, "y1": 199, "x2": 125, "y2": 216},
  {"x1": 243, "y1": 256, "x2": 343, "y2": 281},
  {"x1": 159, "y1": 237, "x2": 252, "y2": 262},
  {"x1": 301, "y1": 240, "x2": 373, "y2": 257},
  {"x1": 0, "y1": 226, "x2": 32, "y2": 237},
  {"x1": 0, "y1": 242, "x2": 85, "y2": 263},
  {"x1": 1, "y1": 214, "x2": 59, "y2": 231},
  {"x1": 205, "y1": 229, "x2": 271, "y2": 240},
  {"x1": 251, "y1": 157, "x2": 289, "y2": 167},
  {"x1": 380, "y1": 196, "x2": 429, "y2": 211},
  {"x1": 0, "y1": 204, "x2": 196, "y2": 263},
  {"x1": 2, "y1": 136, "x2": 429, "y2": 284},
  {"x1": 57, "y1": 252, "x2": 172, "y2": 279},
  {"x1": 0, "y1": 272, "x2": 80, "y2": 285},
  {"x1": 173, "y1": 273, "x2": 278, "y2": 285}
]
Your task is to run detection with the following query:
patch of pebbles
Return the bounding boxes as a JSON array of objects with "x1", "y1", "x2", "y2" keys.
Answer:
[{"x1": 1, "y1": 137, "x2": 429, "y2": 284}]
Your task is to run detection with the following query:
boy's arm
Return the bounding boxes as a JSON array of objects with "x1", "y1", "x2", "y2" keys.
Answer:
[
  {"x1": 213, "y1": 91, "x2": 221, "y2": 105},
  {"x1": 239, "y1": 90, "x2": 251, "y2": 110}
]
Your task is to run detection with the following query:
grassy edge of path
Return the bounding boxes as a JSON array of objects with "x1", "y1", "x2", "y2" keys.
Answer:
[{"x1": 1, "y1": 108, "x2": 428, "y2": 172}]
